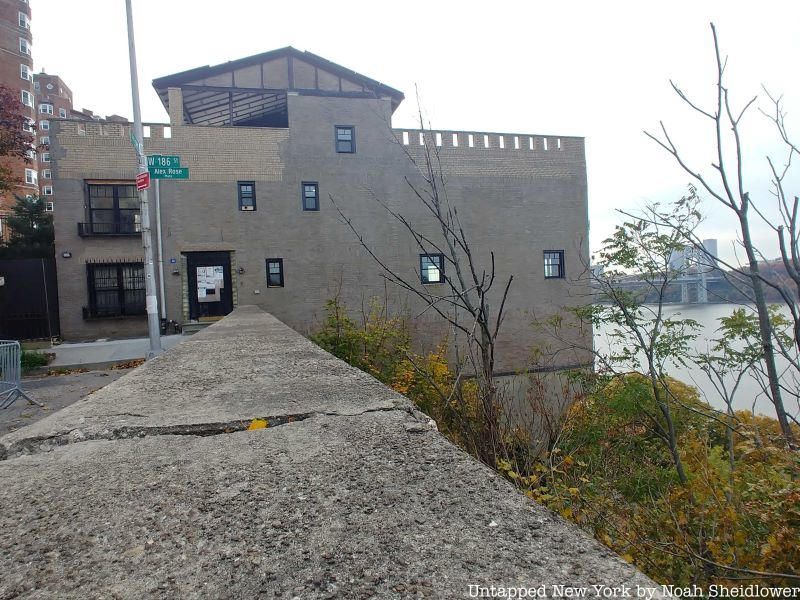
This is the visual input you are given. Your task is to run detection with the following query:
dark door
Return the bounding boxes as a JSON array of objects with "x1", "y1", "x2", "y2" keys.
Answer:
[{"x1": 185, "y1": 252, "x2": 233, "y2": 320}]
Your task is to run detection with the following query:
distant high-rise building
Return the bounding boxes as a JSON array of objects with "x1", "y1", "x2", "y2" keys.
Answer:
[
  {"x1": 669, "y1": 238, "x2": 719, "y2": 273},
  {"x1": 0, "y1": 0, "x2": 36, "y2": 237},
  {"x1": 33, "y1": 71, "x2": 74, "y2": 210}
]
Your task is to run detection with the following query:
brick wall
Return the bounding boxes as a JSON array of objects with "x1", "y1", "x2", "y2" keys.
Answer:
[{"x1": 50, "y1": 92, "x2": 591, "y2": 372}]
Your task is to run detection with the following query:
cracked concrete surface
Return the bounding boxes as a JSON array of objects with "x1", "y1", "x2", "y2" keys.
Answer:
[
  {"x1": 0, "y1": 308, "x2": 407, "y2": 458},
  {"x1": 0, "y1": 306, "x2": 661, "y2": 598}
]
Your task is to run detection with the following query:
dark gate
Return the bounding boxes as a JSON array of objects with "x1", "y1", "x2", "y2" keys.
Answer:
[
  {"x1": 185, "y1": 252, "x2": 233, "y2": 320},
  {"x1": 0, "y1": 258, "x2": 60, "y2": 340}
]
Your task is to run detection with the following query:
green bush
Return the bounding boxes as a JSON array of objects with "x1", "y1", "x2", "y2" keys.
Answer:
[
  {"x1": 20, "y1": 350, "x2": 48, "y2": 374},
  {"x1": 509, "y1": 373, "x2": 800, "y2": 587}
]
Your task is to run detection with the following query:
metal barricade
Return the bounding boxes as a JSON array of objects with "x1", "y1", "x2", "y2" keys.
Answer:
[{"x1": 0, "y1": 340, "x2": 41, "y2": 409}]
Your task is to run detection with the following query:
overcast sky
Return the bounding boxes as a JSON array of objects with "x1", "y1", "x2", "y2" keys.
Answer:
[{"x1": 33, "y1": 0, "x2": 800, "y2": 262}]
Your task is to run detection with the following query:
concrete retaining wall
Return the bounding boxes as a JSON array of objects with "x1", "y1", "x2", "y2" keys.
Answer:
[{"x1": 0, "y1": 307, "x2": 659, "y2": 598}]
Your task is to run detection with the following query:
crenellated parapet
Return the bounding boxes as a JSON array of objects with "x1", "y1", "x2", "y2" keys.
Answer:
[{"x1": 393, "y1": 128, "x2": 586, "y2": 178}]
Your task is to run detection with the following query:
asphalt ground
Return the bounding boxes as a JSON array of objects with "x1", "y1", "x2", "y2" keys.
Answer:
[{"x1": 0, "y1": 369, "x2": 131, "y2": 436}]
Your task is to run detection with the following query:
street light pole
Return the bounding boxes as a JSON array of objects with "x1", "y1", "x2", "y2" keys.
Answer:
[{"x1": 125, "y1": 0, "x2": 162, "y2": 358}]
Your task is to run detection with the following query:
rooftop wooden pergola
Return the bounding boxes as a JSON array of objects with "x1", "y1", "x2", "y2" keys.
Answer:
[{"x1": 152, "y1": 47, "x2": 404, "y2": 128}]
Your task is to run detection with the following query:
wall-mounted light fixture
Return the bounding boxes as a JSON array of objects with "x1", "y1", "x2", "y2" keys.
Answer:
[
  {"x1": 61, "y1": 251, "x2": 72, "y2": 258},
  {"x1": 238, "y1": 266, "x2": 245, "y2": 274}
]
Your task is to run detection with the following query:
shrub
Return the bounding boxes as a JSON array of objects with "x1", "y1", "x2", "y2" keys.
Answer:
[
  {"x1": 505, "y1": 374, "x2": 800, "y2": 587},
  {"x1": 20, "y1": 350, "x2": 49, "y2": 374}
]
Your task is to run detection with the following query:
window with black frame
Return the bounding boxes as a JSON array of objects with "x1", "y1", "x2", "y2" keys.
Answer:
[
  {"x1": 238, "y1": 181, "x2": 256, "y2": 211},
  {"x1": 420, "y1": 253, "x2": 444, "y2": 284},
  {"x1": 335, "y1": 126, "x2": 355, "y2": 153},
  {"x1": 266, "y1": 258, "x2": 284, "y2": 287},
  {"x1": 302, "y1": 182, "x2": 319, "y2": 211},
  {"x1": 85, "y1": 263, "x2": 146, "y2": 318},
  {"x1": 87, "y1": 184, "x2": 140, "y2": 234},
  {"x1": 543, "y1": 250, "x2": 565, "y2": 279}
]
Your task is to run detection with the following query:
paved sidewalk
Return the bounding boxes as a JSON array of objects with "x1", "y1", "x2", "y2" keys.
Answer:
[{"x1": 48, "y1": 334, "x2": 185, "y2": 368}]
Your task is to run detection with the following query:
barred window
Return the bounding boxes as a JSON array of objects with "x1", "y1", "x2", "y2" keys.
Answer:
[{"x1": 85, "y1": 263, "x2": 146, "y2": 318}]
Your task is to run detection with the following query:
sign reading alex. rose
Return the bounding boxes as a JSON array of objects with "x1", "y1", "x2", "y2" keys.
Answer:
[{"x1": 147, "y1": 155, "x2": 189, "y2": 180}]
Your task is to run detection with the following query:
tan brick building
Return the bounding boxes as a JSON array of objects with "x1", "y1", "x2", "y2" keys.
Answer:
[{"x1": 50, "y1": 47, "x2": 590, "y2": 373}]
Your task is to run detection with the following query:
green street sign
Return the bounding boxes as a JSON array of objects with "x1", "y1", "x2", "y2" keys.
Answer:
[
  {"x1": 148, "y1": 166, "x2": 189, "y2": 179},
  {"x1": 147, "y1": 155, "x2": 181, "y2": 168}
]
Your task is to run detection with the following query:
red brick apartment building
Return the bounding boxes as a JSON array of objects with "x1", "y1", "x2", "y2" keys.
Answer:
[{"x1": 0, "y1": 0, "x2": 36, "y2": 237}]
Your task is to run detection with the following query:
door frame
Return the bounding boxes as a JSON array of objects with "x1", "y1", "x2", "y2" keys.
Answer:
[{"x1": 180, "y1": 247, "x2": 239, "y2": 323}]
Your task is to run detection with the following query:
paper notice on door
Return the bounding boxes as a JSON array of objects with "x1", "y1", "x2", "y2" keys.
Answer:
[{"x1": 197, "y1": 265, "x2": 225, "y2": 302}]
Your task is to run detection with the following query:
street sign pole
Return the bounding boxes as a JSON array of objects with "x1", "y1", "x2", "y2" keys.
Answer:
[
  {"x1": 125, "y1": 0, "x2": 162, "y2": 358},
  {"x1": 154, "y1": 178, "x2": 166, "y2": 320}
]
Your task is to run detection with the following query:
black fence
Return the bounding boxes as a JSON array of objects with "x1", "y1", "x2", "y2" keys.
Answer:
[{"x1": 0, "y1": 258, "x2": 60, "y2": 340}]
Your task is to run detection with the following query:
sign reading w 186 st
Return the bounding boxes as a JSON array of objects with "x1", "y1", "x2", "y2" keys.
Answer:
[{"x1": 147, "y1": 154, "x2": 189, "y2": 179}]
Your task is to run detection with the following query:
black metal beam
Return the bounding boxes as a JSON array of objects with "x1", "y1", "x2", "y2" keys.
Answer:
[
  {"x1": 184, "y1": 88, "x2": 224, "y2": 102},
  {"x1": 181, "y1": 84, "x2": 289, "y2": 95},
  {"x1": 184, "y1": 91, "x2": 280, "y2": 118},
  {"x1": 180, "y1": 83, "x2": 375, "y2": 101},
  {"x1": 187, "y1": 90, "x2": 283, "y2": 109},
  {"x1": 294, "y1": 88, "x2": 376, "y2": 99},
  {"x1": 190, "y1": 97, "x2": 286, "y2": 126},
  {"x1": 202, "y1": 106, "x2": 287, "y2": 128},
  {"x1": 184, "y1": 95, "x2": 238, "y2": 118},
  {"x1": 201, "y1": 97, "x2": 287, "y2": 123},
  {"x1": 188, "y1": 94, "x2": 285, "y2": 122}
]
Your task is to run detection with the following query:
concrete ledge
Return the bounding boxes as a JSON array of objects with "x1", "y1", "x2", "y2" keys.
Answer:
[
  {"x1": 0, "y1": 306, "x2": 659, "y2": 598},
  {"x1": 47, "y1": 334, "x2": 185, "y2": 368}
]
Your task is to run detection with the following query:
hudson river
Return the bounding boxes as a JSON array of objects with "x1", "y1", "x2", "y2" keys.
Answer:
[{"x1": 594, "y1": 303, "x2": 799, "y2": 418}]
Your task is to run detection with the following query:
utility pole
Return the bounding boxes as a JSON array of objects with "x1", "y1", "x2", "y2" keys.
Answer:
[
  {"x1": 125, "y1": 0, "x2": 162, "y2": 358},
  {"x1": 154, "y1": 179, "x2": 167, "y2": 320}
]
